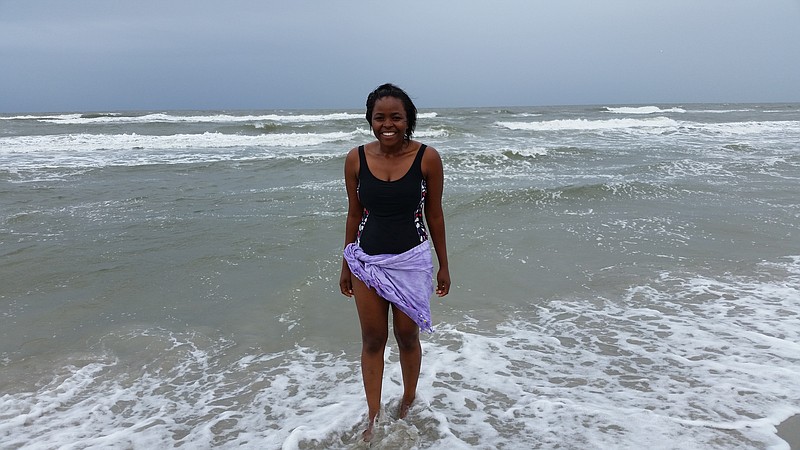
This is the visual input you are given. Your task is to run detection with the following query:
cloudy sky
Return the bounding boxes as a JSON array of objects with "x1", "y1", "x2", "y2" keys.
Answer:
[{"x1": 2, "y1": 0, "x2": 799, "y2": 113}]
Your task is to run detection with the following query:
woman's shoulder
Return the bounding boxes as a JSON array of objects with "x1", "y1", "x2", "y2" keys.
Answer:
[
  {"x1": 344, "y1": 146, "x2": 363, "y2": 175},
  {"x1": 420, "y1": 143, "x2": 442, "y2": 176},
  {"x1": 346, "y1": 143, "x2": 370, "y2": 159},
  {"x1": 420, "y1": 143, "x2": 441, "y2": 160}
]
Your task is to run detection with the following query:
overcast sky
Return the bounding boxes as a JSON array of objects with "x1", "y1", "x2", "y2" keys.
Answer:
[{"x1": 2, "y1": 0, "x2": 799, "y2": 113}]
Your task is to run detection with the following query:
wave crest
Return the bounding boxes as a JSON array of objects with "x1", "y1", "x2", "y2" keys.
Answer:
[
  {"x1": 496, "y1": 117, "x2": 680, "y2": 132},
  {"x1": 605, "y1": 106, "x2": 686, "y2": 114},
  {"x1": 30, "y1": 112, "x2": 364, "y2": 125}
]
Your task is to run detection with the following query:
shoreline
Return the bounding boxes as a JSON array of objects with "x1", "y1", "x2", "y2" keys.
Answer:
[{"x1": 778, "y1": 415, "x2": 800, "y2": 450}]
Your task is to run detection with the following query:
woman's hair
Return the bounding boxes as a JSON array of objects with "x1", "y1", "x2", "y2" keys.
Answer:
[{"x1": 365, "y1": 83, "x2": 417, "y2": 141}]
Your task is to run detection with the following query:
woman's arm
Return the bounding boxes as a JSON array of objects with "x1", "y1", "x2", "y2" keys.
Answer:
[
  {"x1": 340, "y1": 147, "x2": 362, "y2": 297},
  {"x1": 422, "y1": 146, "x2": 451, "y2": 297}
]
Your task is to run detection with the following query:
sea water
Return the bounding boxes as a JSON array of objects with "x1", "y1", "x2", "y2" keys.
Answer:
[{"x1": 1, "y1": 104, "x2": 799, "y2": 449}]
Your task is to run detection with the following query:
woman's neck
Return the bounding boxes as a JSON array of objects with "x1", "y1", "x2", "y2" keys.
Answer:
[{"x1": 376, "y1": 139, "x2": 411, "y2": 157}]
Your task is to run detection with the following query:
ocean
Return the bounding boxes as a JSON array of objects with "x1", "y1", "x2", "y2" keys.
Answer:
[{"x1": 1, "y1": 104, "x2": 799, "y2": 449}]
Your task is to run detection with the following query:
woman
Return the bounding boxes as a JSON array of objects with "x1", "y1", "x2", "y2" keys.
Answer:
[{"x1": 339, "y1": 83, "x2": 450, "y2": 440}]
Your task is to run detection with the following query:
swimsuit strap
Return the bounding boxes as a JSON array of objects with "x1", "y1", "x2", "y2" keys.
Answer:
[
  {"x1": 358, "y1": 143, "x2": 426, "y2": 179},
  {"x1": 357, "y1": 145, "x2": 367, "y2": 178},
  {"x1": 413, "y1": 144, "x2": 427, "y2": 172}
]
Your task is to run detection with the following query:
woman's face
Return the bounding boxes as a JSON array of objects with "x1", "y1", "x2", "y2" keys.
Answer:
[{"x1": 371, "y1": 96, "x2": 407, "y2": 146}]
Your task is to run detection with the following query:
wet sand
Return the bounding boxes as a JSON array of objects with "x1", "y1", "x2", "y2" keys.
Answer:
[{"x1": 778, "y1": 415, "x2": 800, "y2": 450}]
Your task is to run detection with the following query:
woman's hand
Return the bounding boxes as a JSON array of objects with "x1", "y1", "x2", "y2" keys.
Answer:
[
  {"x1": 436, "y1": 267, "x2": 451, "y2": 297},
  {"x1": 340, "y1": 267, "x2": 354, "y2": 297}
]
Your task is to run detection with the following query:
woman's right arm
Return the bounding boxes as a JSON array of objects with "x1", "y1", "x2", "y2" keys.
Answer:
[{"x1": 340, "y1": 148, "x2": 361, "y2": 297}]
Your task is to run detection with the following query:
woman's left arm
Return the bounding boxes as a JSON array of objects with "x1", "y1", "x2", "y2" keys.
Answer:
[{"x1": 423, "y1": 146, "x2": 451, "y2": 297}]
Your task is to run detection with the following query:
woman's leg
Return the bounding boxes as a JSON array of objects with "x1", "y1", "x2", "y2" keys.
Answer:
[
  {"x1": 392, "y1": 305, "x2": 421, "y2": 419},
  {"x1": 352, "y1": 276, "x2": 390, "y2": 435}
]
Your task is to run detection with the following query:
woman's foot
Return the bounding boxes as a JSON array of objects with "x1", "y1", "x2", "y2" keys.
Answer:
[
  {"x1": 361, "y1": 410, "x2": 380, "y2": 442},
  {"x1": 361, "y1": 422, "x2": 374, "y2": 443},
  {"x1": 398, "y1": 395, "x2": 415, "y2": 420}
]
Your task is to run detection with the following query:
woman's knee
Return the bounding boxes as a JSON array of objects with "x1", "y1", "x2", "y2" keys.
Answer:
[
  {"x1": 361, "y1": 329, "x2": 389, "y2": 354},
  {"x1": 393, "y1": 326, "x2": 420, "y2": 351}
]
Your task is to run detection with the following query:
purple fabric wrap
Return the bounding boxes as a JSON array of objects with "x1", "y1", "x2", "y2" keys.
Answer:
[{"x1": 344, "y1": 240, "x2": 435, "y2": 332}]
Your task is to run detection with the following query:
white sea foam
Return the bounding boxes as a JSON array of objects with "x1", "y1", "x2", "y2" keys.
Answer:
[
  {"x1": 2, "y1": 131, "x2": 358, "y2": 152},
  {"x1": 440, "y1": 147, "x2": 551, "y2": 185},
  {"x1": 605, "y1": 106, "x2": 686, "y2": 114},
  {"x1": 495, "y1": 117, "x2": 800, "y2": 139},
  {"x1": 688, "y1": 109, "x2": 754, "y2": 114},
  {"x1": 496, "y1": 117, "x2": 681, "y2": 132},
  {"x1": 31, "y1": 112, "x2": 365, "y2": 125},
  {"x1": 507, "y1": 146, "x2": 549, "y2": 158},
  {"x1": 415, "y1": 128, "x2": 450, "y2": 139},
  {"x1": 0, "y1": 127, "x2": 448, "y2": 172},
  {"x1": 2, "y1": 257, "x2": 797, "y2": 448},
  {"x1": 4, "y1": 111, "x2": 438, "y2": 125},
  {"x1": 0, "y1": 131, "x2": 359, "y2": 171},
  {"x1": 693, "y1": 120, "x2": 800, "y2": 135},
  {"x1": 655, "y1": 159, "x2": 734, "y2": 180}
]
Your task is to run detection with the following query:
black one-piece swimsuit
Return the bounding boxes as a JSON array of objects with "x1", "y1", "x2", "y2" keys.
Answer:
[{"x1": 356, "y1": 144, "x2": 429, "y2": 256}]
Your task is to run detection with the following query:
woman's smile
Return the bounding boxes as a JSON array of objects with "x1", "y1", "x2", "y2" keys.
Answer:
[{"x1": 371, "y1": 96, "x2": 408, "y2": 146}]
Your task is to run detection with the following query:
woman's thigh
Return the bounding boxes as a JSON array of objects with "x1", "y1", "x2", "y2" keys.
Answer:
[
  {"x1": 352, "y1": 276, "x2": 390, "y2": 339},
  {"x1": 392, "y1": 304, "x2": 420, "y2": 345}
]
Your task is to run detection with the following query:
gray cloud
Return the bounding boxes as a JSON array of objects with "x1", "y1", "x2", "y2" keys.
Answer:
[{"x1": 2, "y1": 0, "x2": 799, "y2": 112}]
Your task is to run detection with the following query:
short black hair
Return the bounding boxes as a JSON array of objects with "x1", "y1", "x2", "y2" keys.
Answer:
[{"x1": 365, "y1": 83, "x2": 417, "y2": 140}]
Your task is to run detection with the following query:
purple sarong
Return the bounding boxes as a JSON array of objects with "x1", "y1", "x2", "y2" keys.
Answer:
[{"x1": 344, "y1": 240, "x2": 435, "y2": 332}]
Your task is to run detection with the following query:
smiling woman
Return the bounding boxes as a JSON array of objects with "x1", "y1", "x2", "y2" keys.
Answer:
[{"x1": 339, "y1": 83, "x2": 450, "y2": 442}]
